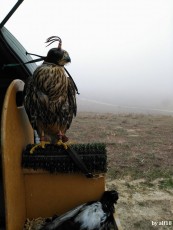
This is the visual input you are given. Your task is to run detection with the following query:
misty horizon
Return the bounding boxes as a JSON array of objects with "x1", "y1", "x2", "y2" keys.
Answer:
[
  {"x1": 77, "y1": 95, "x2": 173, "y2": 115},
  {"x1": 2, "y1": 0, "x2": 173, "y2": 116}
]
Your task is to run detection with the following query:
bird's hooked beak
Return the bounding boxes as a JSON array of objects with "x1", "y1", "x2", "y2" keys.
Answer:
[
  {"x1": 65, "y1": 56, "x2": 71, "y2": 63},
  {"x1": 63, "y1": 51, "x2": 71, "y2": 64}
]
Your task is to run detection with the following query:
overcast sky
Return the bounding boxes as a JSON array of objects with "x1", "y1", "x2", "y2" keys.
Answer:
[{"x1": 1, "y1": 0, "x2": 173, "y2": 113}]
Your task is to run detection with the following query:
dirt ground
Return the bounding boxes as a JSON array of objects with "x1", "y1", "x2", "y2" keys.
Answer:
[
  {"x1": 67, "y1": 112, "x2": 173, "y2": 230},
  {"x1": 107, "y1": 178, "x2": 173, "y2": 229}
]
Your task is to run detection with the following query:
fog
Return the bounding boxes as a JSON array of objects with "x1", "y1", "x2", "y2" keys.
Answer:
[{"x1": 2, "y1": 0, "x2": 173, "y2": 114}]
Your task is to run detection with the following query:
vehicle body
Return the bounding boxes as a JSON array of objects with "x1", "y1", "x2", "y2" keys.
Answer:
[{"x1": 0, "y1": 1, "x2": 37, "y2": 228}]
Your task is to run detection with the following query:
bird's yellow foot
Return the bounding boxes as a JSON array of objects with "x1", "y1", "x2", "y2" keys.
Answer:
[
  {"x1": 56, "y1": 139, "x2": 70, "y2": 150},
  {"x1": 57, "y1": 133, "x2": 69, "y2": 143},
  {"x1": 30, "y1": 141, "x2": 50, "y2": 154}
]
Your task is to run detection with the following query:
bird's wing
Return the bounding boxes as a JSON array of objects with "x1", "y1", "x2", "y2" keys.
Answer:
[
  {"x1": 67, "y1": 76, "x2": 77, "y2": 116},
  {"x1": 40, "y1": 203, "x2": 86, "y2": 230},
  {"x1": 24, "y1": 76, "x2": 39, "y2": 128},
  {"x1": 63, "y1": 76, "x2": 77, "y2": 130}
]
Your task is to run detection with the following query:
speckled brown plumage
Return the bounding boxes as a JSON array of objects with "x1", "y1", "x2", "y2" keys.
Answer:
[{"x1": 24, "y1": 37, "x2": 77, "y2": 143}]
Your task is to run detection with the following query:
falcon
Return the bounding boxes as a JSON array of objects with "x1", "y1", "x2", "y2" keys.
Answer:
[{"x1": 24, "y1": 36, "x2": 78, "y2": 153}]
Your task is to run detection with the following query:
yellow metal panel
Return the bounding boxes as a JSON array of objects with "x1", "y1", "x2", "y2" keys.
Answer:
[
  {"x1": 24, "y1": 171, "x2": 105, "y2": 218},
  {"x1": 1, "y1": 79, "x2": 34, "y2": 230}
]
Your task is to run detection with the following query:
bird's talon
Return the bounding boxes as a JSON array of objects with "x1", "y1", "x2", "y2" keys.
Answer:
[
  {"x1": 57, "y1": 140, "x2": 69, "y2": 150},
  {"x1": 29, "y1": 141, "x2": 50, "y2": 154},
  {"x1": 30, "y1": 145, "x2": 39, "y2": 154}
]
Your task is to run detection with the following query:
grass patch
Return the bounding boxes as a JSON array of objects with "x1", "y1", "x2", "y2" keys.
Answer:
[
  {"x1": 68, "y1": 112, "x2": 173, "y2": 188},
  {"x1": 145, "y1": 169, "x2": 173, "y2": 182},
  {"x1": 158, "y1": 178, "x2": 173, "y2": 189},
  {"x1": 107, "y1": 165, "x2": 173, "y2": 185}
]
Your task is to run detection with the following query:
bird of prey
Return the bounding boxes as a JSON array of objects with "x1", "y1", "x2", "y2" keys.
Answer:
[
  {"x1": 40, "y1": 190, "x2": 119, "y2": 230},
  {"x1": 24, "y1": 36, "x2": 78, "y2": 153}
]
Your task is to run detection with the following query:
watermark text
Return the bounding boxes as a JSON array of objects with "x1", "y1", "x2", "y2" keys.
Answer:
[{"x1": 152, "y1": 220, "x2": 172, "y2": 227}]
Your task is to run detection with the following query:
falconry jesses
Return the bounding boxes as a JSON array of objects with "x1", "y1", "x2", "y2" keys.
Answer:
[{"x1": 24, "y1": 36, "x2": 79, "y2": 153}]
